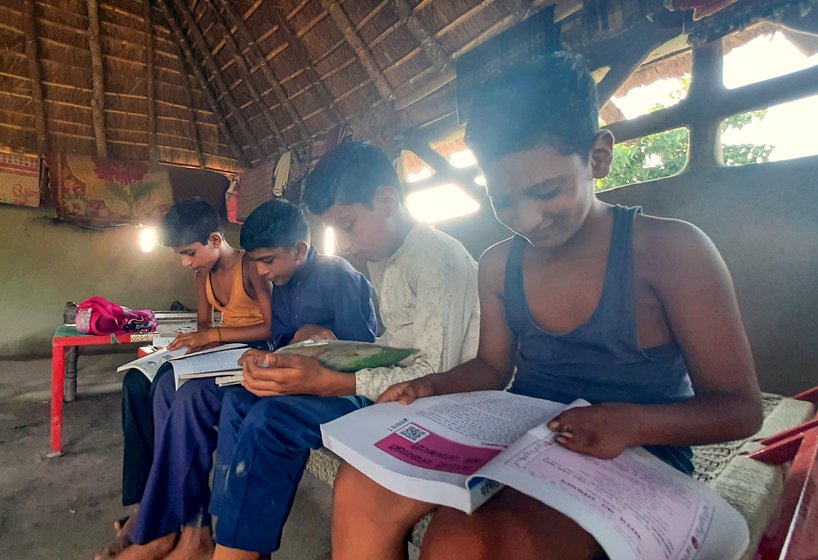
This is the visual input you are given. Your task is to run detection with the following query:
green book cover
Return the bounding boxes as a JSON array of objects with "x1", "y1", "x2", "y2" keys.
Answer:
[{"x1": 276, "y1": 340, "x2": 418, "y2": 372}]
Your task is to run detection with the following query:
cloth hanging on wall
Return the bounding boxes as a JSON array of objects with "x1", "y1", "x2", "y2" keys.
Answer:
[
  {"x1": 272, "y1": 150, "x2": 292, "y2": 198},
  {"x1": 50, "y1": 153, "x2": 172, "y2": 227},
  {"x1": 235, "y1": 160, "x2": 275, "y2": 222},
  {"x1": 225, "y1": 175, "x2": 240, "y2": 224},
  {"x1": 0, "y1": 153, "x2": 40, "y2": 208}
]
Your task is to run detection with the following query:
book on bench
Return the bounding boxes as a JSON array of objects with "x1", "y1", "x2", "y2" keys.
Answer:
[
  {"x1": 320, "y1": 390, "x2": 750, "y2": 560},
  {"x1": 155, "y1": 339, "x2": 418, "y2": 389}
]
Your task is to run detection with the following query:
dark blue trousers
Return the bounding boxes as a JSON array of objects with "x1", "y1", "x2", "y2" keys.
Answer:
[
  {"x1": 210, "y1": 390, "x2": 369, "y2": 552},
  {"x1": 130, "y1": 370, "x2": 224, "y2": 544}
]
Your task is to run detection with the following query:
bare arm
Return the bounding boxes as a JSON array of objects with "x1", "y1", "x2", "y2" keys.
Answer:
[
  {"x1": 626, "y1": 219, "x2": 762, "y2": 445},
  {"x1": 551, "y1": 219, "x2": 763, "y2": 458},
  {"x1": 195, "y1": 271, "x2": 213, "y2": 329}
]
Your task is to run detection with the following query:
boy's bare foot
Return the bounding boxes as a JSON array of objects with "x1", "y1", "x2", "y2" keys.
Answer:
[
  {"x1": 106, "y1": 533, "x2": 177, "y2": 560},
  {"x1": 164, "y1": 526, "x2": 215, "y2": 560},
  {"x1": 94, "y1": 513, "x2": 137, "y2": 559}
]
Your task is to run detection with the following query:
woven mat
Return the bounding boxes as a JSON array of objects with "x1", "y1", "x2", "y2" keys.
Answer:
[{"x1": 691, "y1": 393, "x2": 783, "y2": 484}]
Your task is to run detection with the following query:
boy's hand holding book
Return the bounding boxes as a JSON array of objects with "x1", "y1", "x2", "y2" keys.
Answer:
[
  {"x1": 376, "y1": 374, "x2": 439, "y2": 404},
  {"x1": 547, "y1": 402, "x2": 639, "y2": 459},
  {"x1": 240, "y1": 351, "x2": 353, "y2": 397}
]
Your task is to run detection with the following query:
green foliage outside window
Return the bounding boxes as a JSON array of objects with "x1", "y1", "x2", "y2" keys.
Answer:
[{"x1": 596, "y1": 98, "x2": 774, "y2": 192}]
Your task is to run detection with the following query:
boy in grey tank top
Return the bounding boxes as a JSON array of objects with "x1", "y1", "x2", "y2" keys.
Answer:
[{"x1": 331, "y1": 52, "x2": 762, "y2": 560}]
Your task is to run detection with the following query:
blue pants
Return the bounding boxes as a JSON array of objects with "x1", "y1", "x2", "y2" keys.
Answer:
[
  {"x1": 210, "y1": 390, "x2": 370, "y2": 552},
  {"x1": 130, "y1": 370, "x2": 224, "y2": 544}
]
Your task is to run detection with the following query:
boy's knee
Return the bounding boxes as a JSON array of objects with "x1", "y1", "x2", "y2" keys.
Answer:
[
  {"x1": 335, "y1": 462, "x2": 432, "y2": 525},
  {"x1": 122, "y1": 369, "x2": 150, "y2": 397}
]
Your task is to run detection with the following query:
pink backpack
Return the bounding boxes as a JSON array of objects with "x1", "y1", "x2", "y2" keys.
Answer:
[{"x1": 75, "y1": 296, "x2": 158, "y2": 335}]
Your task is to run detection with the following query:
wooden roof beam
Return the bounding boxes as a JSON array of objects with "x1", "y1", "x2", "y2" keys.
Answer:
[
  {"x1": 86, "y1": 0, "x2": 107, "y2": 157},
  {"x1": 22, "y1": 0, "x2": 49, "y2": 154},
  {"x1": 174, "y1": 41, "x2": 207, "y2": 168},
  {"x1": 170, "y1": 0, "x2": 264, "y2": 163},
  {"x1": 319, "y1": 0, "x2": 395, "y2": 104},
  {"x1": 206, "y1": 0, "x2": 290, "y2": 150},
  {"x1": 144, "y1": 0, "x2": 158, "y2": 161},
  {"x1": 212, "y1": 0, "x2": 311, "y2": 147},
  {"x1": 387, "y1": 0, "x2": 456, "y2": 112},
  {"x1": 155, "y1": 0, "x2": 247, "y2": 166},
  {"x1": 265, "y1": 3, "x2": 345, "y2": 126}
]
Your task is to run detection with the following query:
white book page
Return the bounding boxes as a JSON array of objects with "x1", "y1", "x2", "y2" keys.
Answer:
[
  {"x1": 321, "y1": 391, "x2": 566, "y2": 512},
  {"x1": 215, "y1": 373, "x2": 243, "y2": 387},
  {"x1": 116, "y1": 347, "x2": 188, "y2": 382},
  {"x1": 169, "y1": 344, "x2": 248, "y2": 389},
  {"x1": 478, "y1": 425, "x2": 749, "y2": 560}
]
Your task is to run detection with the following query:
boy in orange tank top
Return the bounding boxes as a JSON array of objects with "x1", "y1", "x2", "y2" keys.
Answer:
[{"x1": 98, "y1": 200, "x2": 272, "y2": 560}]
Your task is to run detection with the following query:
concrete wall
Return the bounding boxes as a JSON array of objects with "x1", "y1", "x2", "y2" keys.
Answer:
[
  {"x1": 0, "y1": 205, "x2": 211, "y2": 357},
  {"x1": 437, "y1": 156, "x2": 818, "y2": 396}
]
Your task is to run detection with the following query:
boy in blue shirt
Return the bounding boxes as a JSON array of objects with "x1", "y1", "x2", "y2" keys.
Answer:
[
  {"x1": 209, "y1": 141, "x2": 480, "y2": 560},
  {"x1": 331, "y1": 53, "x2": 763, "y2": 560},
  {"x1": 114, "y1": 199, "x2": 376, "y2": 560}
]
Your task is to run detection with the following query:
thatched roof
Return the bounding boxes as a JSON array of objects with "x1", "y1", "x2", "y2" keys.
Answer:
[{"x1": 1, "y1": 0, "x2": 814, "y2": 174}]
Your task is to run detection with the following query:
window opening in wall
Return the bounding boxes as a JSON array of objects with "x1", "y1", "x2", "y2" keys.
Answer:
[
  {"x1": 604, "y1": 50, "x2": 692, "y2": 123},
  {"x1": 406, "y1": 184, "x2": 480, "y2": 224},
  {"x1": 400, "y1": 139, "x2": 482, "y2": 223},
  {"x1": 721, "y1": 95, "x2": 818, "y2": 166},
  {"x1": 597, "y1": 127, "x2": 690, "y2": 191},
  {"x1": 722, "y1": 25, "x2": 818, "y2": 90}
]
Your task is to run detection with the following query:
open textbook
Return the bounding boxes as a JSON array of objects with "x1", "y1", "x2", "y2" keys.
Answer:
[
  {"x1": 116, "y1": 345, "x2": 188, "y2": 382},
  {"x1": 321, "y1": 391, "x2": 749, "y2": 560},
  {"x1": 167, "y1": 343, "x2": 249, "y2": 389},
  {"x1": 144, "y1": 339, "x2": 418, "y2": 389}
]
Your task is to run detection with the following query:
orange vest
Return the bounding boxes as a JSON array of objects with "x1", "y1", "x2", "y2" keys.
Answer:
[{"x1": 205, "y1": 253, "x2": 265, "y2": 328}]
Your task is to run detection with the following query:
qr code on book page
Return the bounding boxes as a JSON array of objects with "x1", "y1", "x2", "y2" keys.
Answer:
[{"x1": 396, "y1": 423, "x2": 430, "y2": 443}]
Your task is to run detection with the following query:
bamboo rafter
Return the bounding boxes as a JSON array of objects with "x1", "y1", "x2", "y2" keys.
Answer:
[
  {"x1": 154, "y1": 0, "x2": 246, "y2": 165},
  {"x1": 171, "y1": 0, "x2": 264, "y2": 162},
  {"x1": 319, "y1": 0, "x2": 395, "y2": 104},
  {"x1": 205, "y1": 0, "x2": 288, "y2": 151},
  {"x1": 144, "y1": 0, "x2": 157, "y2": 161},
  {"x1": 22, "y1": 0, "x2": 49, "y2": 154},
  {"x1": 174, "y1": 40, "x2": 207, "y2": 168},
  {"x1": 266, "y1": 3, "x2": 344, "y2": 126},
  {"x1": 86, "y1": 0, "x2": 107, "y2": 157},
  {"x1": 213, "y1": 0, "x2": 310, "y2": 145}
]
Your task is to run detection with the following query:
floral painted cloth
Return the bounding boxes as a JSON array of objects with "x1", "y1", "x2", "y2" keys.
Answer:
[
  {"x1": 0, "y1": 153, "x2": 40, "y2": 207},
  {"x1": 51, "y1": 153, "x2": 172, "y2": 227}
]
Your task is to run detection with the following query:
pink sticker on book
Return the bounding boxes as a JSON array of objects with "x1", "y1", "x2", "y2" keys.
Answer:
[{"x1": 375, "y1": 423, "x2": 503, "y2": 475}]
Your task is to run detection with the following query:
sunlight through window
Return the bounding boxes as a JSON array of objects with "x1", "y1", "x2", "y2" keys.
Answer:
[
  {"x1": 449, "y1": 149, "x2": 477, "y2": 168},
  {"x1": 406, "y1": 184, "x2": 480, "y2": 224},
  {"x1": 406, "y1": 166, "x2": 432, "y2": 183}
]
